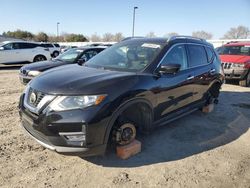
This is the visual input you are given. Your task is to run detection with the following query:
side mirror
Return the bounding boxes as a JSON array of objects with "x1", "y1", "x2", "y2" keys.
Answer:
[
  {"x1": 158, "y1": 64, "x2": 181, "y2": 74},
  {"x1": 77, "y1": 58, "x2": 86, "y2": 65},
  {"x1": 0, "y1": 47, "x2": 4, "y2": 51}
]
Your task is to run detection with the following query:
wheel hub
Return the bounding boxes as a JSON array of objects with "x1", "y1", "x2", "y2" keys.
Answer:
[{"x1": 115, "y1": 123, "x2": 136, "y2": 145}]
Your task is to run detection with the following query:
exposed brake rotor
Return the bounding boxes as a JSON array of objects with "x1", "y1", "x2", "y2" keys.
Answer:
[{"x1": 114, "y1": 123, "x2": 136, "y2": 146}]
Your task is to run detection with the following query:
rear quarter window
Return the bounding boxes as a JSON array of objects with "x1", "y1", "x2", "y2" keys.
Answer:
[
  {"x1": 41, "y1": 44, "x2": 54, "y2": 48},
  {"x1": 187, "y1": 45, "x2": 208, "y2": 67}
]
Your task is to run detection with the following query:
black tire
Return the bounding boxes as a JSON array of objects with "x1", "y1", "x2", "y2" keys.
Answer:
[
  {"x1": 239, "y1": 72, "x2": 250, "y2": 87},
  {"x1": 33, "y1": 55, "x2": 46, "y2": 62},
  {"x1": 52, "y1": 51, "x2": 59, "y2": 57},
  {"x1": 205, "y1": 82, "x2": 221, "y2": 105}
]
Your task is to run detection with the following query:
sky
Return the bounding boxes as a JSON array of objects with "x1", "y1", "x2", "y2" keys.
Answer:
[{"x1": 0, "y1": 0, "x2": 249, "y2": 39}]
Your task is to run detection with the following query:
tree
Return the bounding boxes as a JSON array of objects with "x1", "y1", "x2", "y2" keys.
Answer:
[
  {"x1": 35, "y1": 32, "x2": 48, "y2": 42},
  {"x1": 102, "y1": 33, "x2": 114, "y2": 42},
  {"x1": 113, "y1": 32, "x2": 124, "y2": 42},
  {"x1": 65, "y1": 34, "x2": 88, "y2": 42},
  {"x1": 90, "y1": 33, "x2": 102, "y2": 42},
  {"x1": 164, "y1": 32, "x2": 179, "y2": 38},
  {"x1": 3, "y1": 29, "x2": 34, "y2": 40},
  {"x1": 146, "y1": 32, "x2": 156, "y2": 38},
  {"x1": 223, "y1": 25, "x2": 250, "y2": 39},
  {"x1": 192, "y1": 31, "x2": 213, "y2": 39}
]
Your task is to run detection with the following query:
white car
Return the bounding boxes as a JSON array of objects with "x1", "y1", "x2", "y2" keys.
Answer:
[
  {"x1": 0, "y1": 41, "x2": 51, "y2": 65},
  {"x1": 40, "y1": 43, "x2": 60, "y2": 57}
]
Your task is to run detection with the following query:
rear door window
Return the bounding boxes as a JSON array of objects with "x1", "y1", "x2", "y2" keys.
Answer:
[
  {"x1": 187, "y1": 45, "x2": 208, "y2": 67},
  {"x1": 19, "y1": 43, "x2": 37, "y2": 49},
  {"x1": 205, "y1": 47, "x2": 215, "y2": 63}
]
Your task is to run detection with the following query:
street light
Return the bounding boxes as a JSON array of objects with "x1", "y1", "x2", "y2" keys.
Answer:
[
  {"x1": 132, "y1": 6, "x2": 138, "y2": 37},
  {"x1": 57, "y1": 22, "x2": 60, "y2": 40}
]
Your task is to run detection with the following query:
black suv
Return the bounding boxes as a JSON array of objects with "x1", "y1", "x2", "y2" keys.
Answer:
[
  {"x1": 19, "y1": 46, "x2": 106, "y2": 85},
  {"x1": 19, "y1": 36, "x2": 224, "y2": 156}
]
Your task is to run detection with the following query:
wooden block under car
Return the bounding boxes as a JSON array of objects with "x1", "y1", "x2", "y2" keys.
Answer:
[
  {"x1": 116, "y1": 140, "x2": 141, "y2": 159},
  {"x1": 202, "y1": 103, "x2": 214, "y2": 113}
]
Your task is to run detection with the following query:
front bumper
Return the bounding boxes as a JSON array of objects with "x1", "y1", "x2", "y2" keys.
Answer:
[
  {"x1": 223, "y1": 68, "x2": 249, "y2": 80},
  {"x1": 21, "y1": 122, "x2": 106, "y2": 156},
  {"x1": 19, "y1": 74, "x2": 33, "y2": 85},
  {"x1": 19, "y1": 94, "x2": 109, "y2": 157}
]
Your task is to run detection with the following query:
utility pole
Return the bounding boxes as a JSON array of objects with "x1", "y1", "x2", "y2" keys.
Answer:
[
  {"x1": 132, "y1": 6, "x2": 138, "y2": 37},
  {"x1": 57, "y1": 22, "x2": 60, "y2": 41}
]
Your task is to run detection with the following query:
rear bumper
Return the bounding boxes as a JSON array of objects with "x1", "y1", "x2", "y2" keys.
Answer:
[{"x1": 224, "y1": 68, "x2": 249, "y2": 80}]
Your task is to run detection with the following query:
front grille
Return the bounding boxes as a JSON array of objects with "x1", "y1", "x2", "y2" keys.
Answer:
[
  {"x1": 27, "y1": 88, "x2": 45, "y2": 108},
  {"x1": 23, "y1": 86, "x2": 55, "y2": 115},
  {"x1": 20, "y1": 68, "x2": 27, "y2": 75},
  {"x1": 222, "y1": 62, "x2": 232, "y2": 69}
]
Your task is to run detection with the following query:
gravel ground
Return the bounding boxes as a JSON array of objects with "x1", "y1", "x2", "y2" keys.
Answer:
[{"x1": 0, "y1": 68, "x2": 250, "y2": 188}]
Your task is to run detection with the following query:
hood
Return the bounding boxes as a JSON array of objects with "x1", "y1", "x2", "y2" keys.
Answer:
[
  {"x1": 30, "y1": 64, "x2": 136, "y2": 95},
  {"x1": 22, "y1": 59, "x2": 69, "y2": 71},
  {"x1": 220, "y1": 55, "x2": 250, "y2": 64}
]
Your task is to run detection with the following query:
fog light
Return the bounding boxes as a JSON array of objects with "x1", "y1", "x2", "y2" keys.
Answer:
[
  {"x1": 59, "y1": 132, "x2": 86, "y2": 142},
  {"x1": 65, "y1": 135, "x2": 85, "y2": 142}
]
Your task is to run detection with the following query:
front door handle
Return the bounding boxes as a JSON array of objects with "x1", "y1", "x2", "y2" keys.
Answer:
[{"x1": 186, "y1": 75, "x2": 194, "y2": 81}]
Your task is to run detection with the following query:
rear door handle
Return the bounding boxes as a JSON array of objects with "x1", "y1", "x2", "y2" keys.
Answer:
[
  {"x1": 210, "y1": 69, "x2": 216, "y2": 74},
  {"x1": 186, "y1": 75, "x2": 194, "y2": 80}
]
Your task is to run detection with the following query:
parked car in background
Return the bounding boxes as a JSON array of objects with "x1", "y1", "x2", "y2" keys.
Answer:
[
  {"x1": 19, "y1": 46, "x2": 107, "y2": 84},
  {"x1": 39, "y1": 43, "x2": 60, "y2": 57},
  {"x1": 19, "y1": 36, "x2": 223, "y2": 156},
  {"x1": 0, "y1": 41, "x2": 51, "y2": 65},
  {"x1": 60, "y1": 45, "x2": 78, "y2": 53},
  {"x1": 87, "y1": 43, "x2": 114, "y2": 47},
  {"x1": 215, "y1": 46, "x2": 223, "y2": 55},
  {"x1": 220, "y1": 41, "x2": 250, "y2": 87}
]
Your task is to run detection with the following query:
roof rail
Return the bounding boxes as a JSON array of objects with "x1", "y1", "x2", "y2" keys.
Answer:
[
  {"x1": 122, "y1": 36, "x2": 145, "y2": 41},
  {"x1": 167, "y1": 35, "x2": 206, "y2": 42}
]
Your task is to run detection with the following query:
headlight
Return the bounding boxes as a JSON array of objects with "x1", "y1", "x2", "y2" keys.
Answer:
[
  {"x1": 48, "y1": 95, "x2": 107, "y2": 111},
  {"x1": 232, "y1": 63, "x2": 244, "y2": 68},
  {"x1": 28, "y1": 70, "x2": 41, "y2": 77}
]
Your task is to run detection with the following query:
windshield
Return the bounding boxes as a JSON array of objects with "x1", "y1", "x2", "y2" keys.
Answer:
[
  {"x1": 220, "y1": 45, "x2": 250, "y2": 56},
  {"x1": 55, "y1": 48, "x2": 83, "y2": 62},
  {"x1": 85, "y1": 40, "x2": 164, "y2": 72}
]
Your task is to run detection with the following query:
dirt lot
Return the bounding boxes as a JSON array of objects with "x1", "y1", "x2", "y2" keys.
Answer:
[{"x1": 0, "y1": 68, "x2": 250, "y2": 188}]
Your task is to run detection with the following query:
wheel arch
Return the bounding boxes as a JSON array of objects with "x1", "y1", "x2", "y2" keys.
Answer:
[
  {"x1": 103, "y1": 98, "x2": 154, "y2": 145},
  {"x1": 208, "y1": 79, "x2": 223, "y2": 98},
  {"x1": 33, "y1": 54, "x2": 47, "y2": 62}
]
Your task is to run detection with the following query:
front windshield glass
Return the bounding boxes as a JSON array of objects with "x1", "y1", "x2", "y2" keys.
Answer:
[
  {"x1": 85, "y1": 40, "x2": 164, "y2": 72},
  {"x1": 220, "y1": 45, "x2": 250, "y2": 56},
  {"x1": 55, "y1": 48, "x2": 84, "y2": 62}
]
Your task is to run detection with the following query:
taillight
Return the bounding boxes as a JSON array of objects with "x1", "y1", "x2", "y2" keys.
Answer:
[{"x1": 244, "y1": 62, "x2": 250, "y2": 69}]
